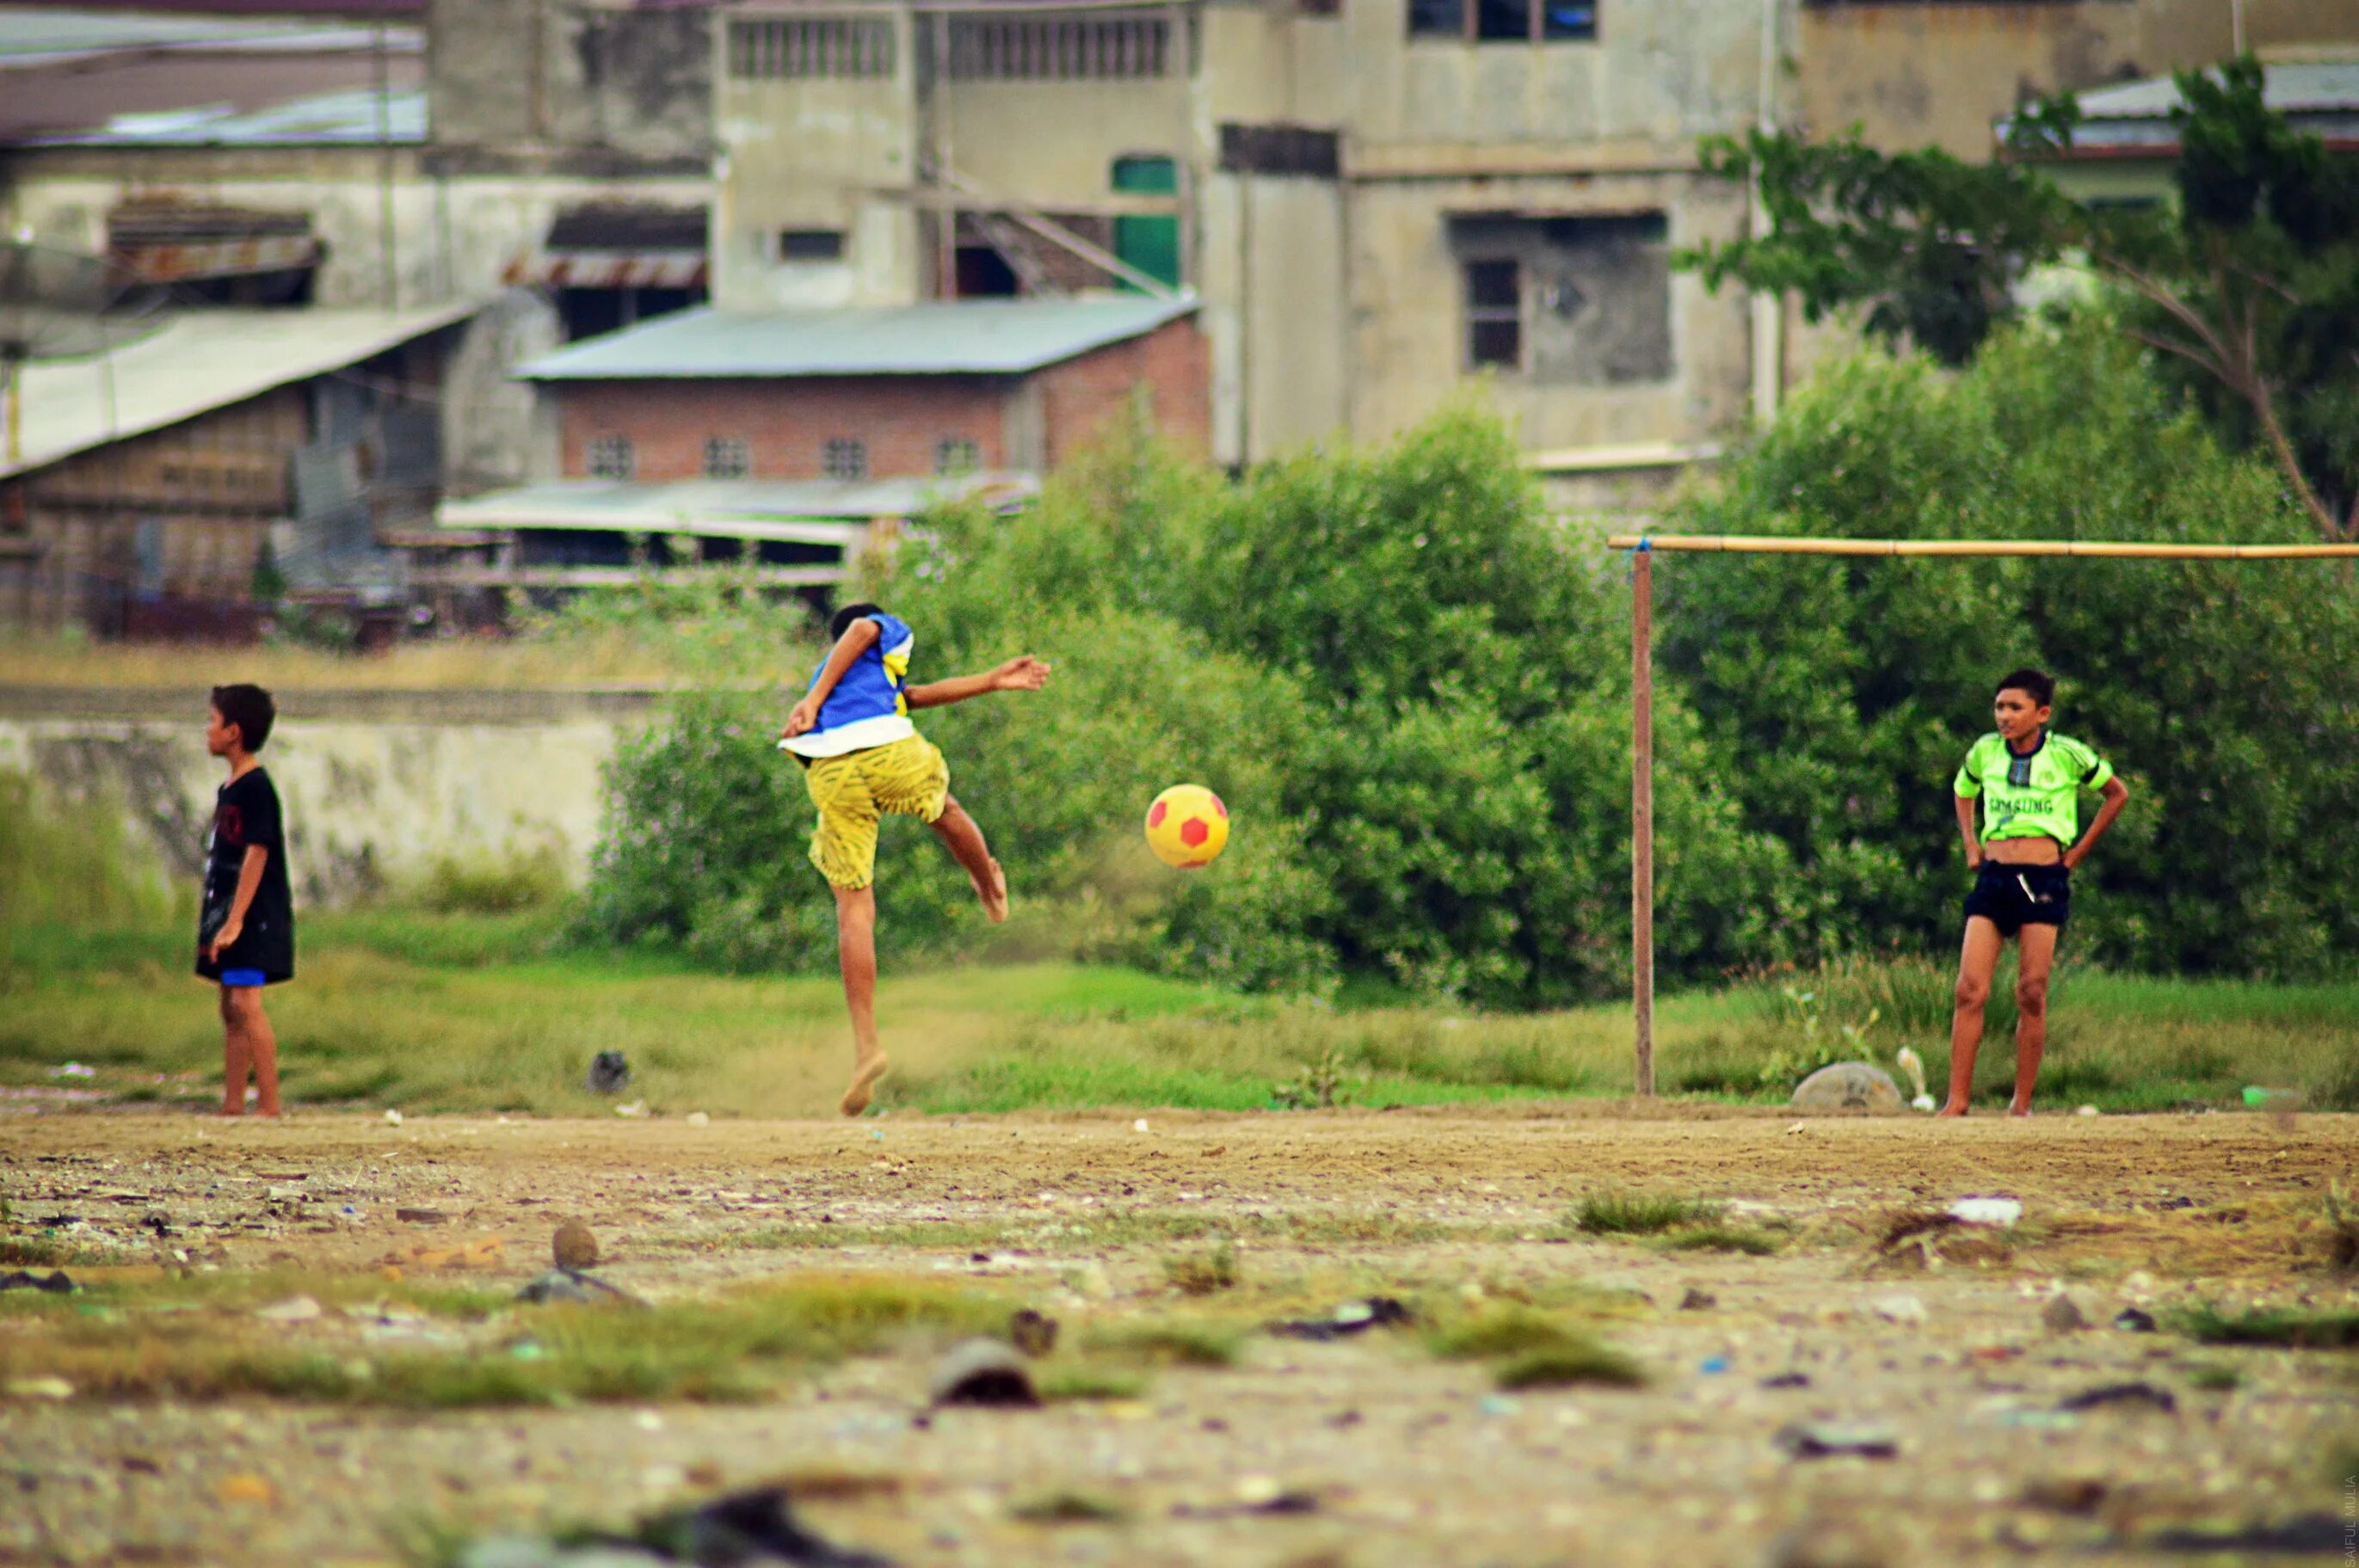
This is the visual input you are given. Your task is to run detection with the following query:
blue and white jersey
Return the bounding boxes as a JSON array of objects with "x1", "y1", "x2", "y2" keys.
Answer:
[{"x1": 779, "y1": 612, "x2": 920, "y2": 759}]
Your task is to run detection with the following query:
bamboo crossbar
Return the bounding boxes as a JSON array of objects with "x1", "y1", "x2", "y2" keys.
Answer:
[{"x1": 1605, "y1": 535, "x2": 2359, "y2": 560}]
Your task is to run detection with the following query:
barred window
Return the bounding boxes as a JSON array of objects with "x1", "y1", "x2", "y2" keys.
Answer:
[
  {"x1": 948, "y1": 17, "x2": 1170, "y2": 81},
  {"x1": 822, "y1": 438, "x2": 869, "y2": 482},
  {"x1": 728, "y1": 17, "x2": 896, "y2": 79},
  {"x1": 933, "y1": 438, "x2": 981, "y2": 477},
  {"x1": 587, "y1": 435, "x2": 635, "y2": 480},
  {"x1": 704, "y1": 436, "x2": 750, "y2": 479}
]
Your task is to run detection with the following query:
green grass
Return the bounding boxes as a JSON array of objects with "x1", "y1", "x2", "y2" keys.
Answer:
[
  {"x1": 1162, "y1": 1243, "x2": 1240, "y2": 1296},
  {"x1": 1493, "y1": 1343, "x2": 1646, "y2": 1391},
  {"x1": 2183, "y1": 1362, "x2": 2244, "y2": 1392},
  {"x1": 1426, "y1": 1305, "x2": 1646, "y2": 1389},
  {"x1": 1570, "y1": 1190, "x2": 1722, "y2": 1237},
  {"x1": 1034, "y1": 1362, "x2": 1150, "y2": 1402},
  {"x1": 2173, "y1": 1304, "x2": 2359, "y2": 1349},
  {"x1": 1080, "y1": 1319, "x2": 1246, "y2": 1367},
  {"x1": 1659, "y1": 1226, "x2": 1783, "y2": 1256},
  {"x1": 1009, "y1": 1489, "x2": 1130, "y2": 1524}
]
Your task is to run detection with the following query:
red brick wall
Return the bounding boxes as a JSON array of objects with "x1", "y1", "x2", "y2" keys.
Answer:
[
  {"x1": 1038, "y1": 317, "x2": 1211, "y2": 467},
  {"x1": 555, "y1": 313, "x2": 1211, "y2": 480}
]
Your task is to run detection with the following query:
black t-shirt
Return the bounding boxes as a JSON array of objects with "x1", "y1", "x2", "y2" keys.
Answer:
[{"x1": 195, "y1": 766, "x2": 295, "y2": 982}]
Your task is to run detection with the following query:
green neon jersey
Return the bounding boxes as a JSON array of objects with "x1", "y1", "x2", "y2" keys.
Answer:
[{"x1": 1953, "y1": 729, "x2": 2116, "y2": 845}]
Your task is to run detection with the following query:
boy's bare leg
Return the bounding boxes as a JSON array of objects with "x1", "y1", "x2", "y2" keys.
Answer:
[
  {"x1": 1938, "y1": 918, "x2": 2005, "y2": 1116},
  {"x1": 930, "y1": 796, "x2": 1007, "y2": 924},
  {"x1": 834, "y1": 884, "x2": 889, "y2": 1116},
  {"x1": 2008, "y1": 924, "x2": 2059, "y2": 1117},
  {"x1": 218, "y1": 988, "x2": 250, "y2": 1116}
]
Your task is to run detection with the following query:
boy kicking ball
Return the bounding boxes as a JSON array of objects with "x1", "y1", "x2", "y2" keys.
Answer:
[
  {"x1": 197, "y1": 684, "x2": 295, "y2": 1118},
  {"x1": 779, "y1": 603, "x2": 1050, "y2": 1116},
  {"x1": 1940, "y1": 668, "x2": 2128, "y2": 1117}
]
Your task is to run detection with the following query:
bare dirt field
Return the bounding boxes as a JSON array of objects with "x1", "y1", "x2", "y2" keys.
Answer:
[{"x1": 4, "y1": 1106, "x2": 2356, "y2": 1567}]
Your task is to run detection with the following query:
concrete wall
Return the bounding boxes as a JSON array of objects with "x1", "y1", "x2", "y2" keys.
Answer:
[
  {"x1": 1198, "y1": 170, "x2": 1347, "y2": 462},
  {"x1": 428, "y1": 0, "x2": 713, "y2": 167},
  {"x1": 0, "y1": 688, "x2": 655, "y2": 906}
]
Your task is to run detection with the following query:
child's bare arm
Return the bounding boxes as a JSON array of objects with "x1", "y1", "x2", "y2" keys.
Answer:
[
  {"x1": 1955, "y1": 795, "x2": 1982, "y2": 869},
  {"x1": 209, "y1": 845, "x2": 269, "y2": 960},
  {"x1": 782, "y1": 618, "x2": 883, "y2": 738},
  {"x1": 2063, "y1": 776, "x2": 2129, "y2": 869},
  {"x1": 904, "y1": 655, "x2": 1052, "y2": 710}
]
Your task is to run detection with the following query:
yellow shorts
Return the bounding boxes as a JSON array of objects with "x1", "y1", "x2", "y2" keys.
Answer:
[{"x1": 803, "y1": 735, "x2": 950, "y2": 889}]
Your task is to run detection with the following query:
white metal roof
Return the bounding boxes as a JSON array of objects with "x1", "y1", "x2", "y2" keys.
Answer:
[
  {"x1": 2001, "y1": 60, "x2": 2359, "y2": 152},
  {"x1": 435, "y1": 475, "x2": 1040, "y2": 536},
  {"x1": 515, "y1": 296, "x2": 1199, "y2": 380},
  {"x1": 28, "y1": 85, "x2": 426, "y2": 146},
  {"x1": 3, "y1": 300, "x2": 480, "y2": 480},
  {"x1": 0, "y1": 9, "x2": 417, "y2": 66}
]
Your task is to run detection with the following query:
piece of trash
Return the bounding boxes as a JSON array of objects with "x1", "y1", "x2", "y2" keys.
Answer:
[
  {"x1": 1132, "y1": 1118, "x2": 1150, "y2": 1133},
  {"x1": 383, "y1": 1109, "x2": 403, "y2": 1125},
  {"x1": 2147, "y1": 1515, "x2": 2344, "y2": 1555},
  {"x1": 1894, "y1": 1046, "x2": 1929, "y2": 1101},
  {"x1": 2023, "y1": 1477, "x2": 2108, "y2": 1516},
  {"x1": 2041, "y1": 1293, "x2": 2089, "y2": 1332},
  {"x1": 2057, "y1": 1381, "x2": 2177, "y2": 1414},
  {"x1": 254, "y1": 1294, "x2": 323, "y2": 1323},
  {"x1": 552, "y1": 1221, "x2": 600, "y2": 1270},
  {"x1": 1699, "y1": 1356, "x2": 1731, "y2": 1374},
  {"x1": 1948, "y1": 1196, "x2": 2022, "y2": 1227},
  {"x1": 686, "y1": 1111, "x2": 711, "y2": 1128},
  {"x1": 1233, "y1": 1475, "x2": 1319, "y2": 1514},
  {"x1": 142, "y1": 1213, "x2": 171, "y2": 1238},
  {"x1": 1872, "y1": 1294, "x2": 1928, "y2": 1326},
  {"x1": 1760, "y1": 1372, "x2": 1811, "y2": 1389},
  {"x1": 1267, "y1": 1296, "x2": 1413, "y2": 1341},
  {"x1": 50, "y1": 1062, "x2": 96, "y2": 1079},
  {"x1": 0, "y1": 1270, "x2": 75, "y2": 1294},
  {"x1": 2111, "y1": 1308, "x2": 2159, "y2": 1333},
  {"x1": 614, "y1": 1100, "x2": 648, "y2": 1119},
  {"x1": 929, "y1": 1339, "x2": 1039, "y2": 1408},
  {"x1": 1783, "y1": 1122, "x2": 1807, "y2": 1135},
  {"x1": 1775, "y1": 1421, "x2": 1898, "y2": 1460},
  {"x1": 1679, "y1": 1288, "x2": 1716, "y2": 1311},
  {"x1": 587, "y1": 1051, "x2": 632, "y2": 1094},
  {"x1": 2075, "y1": 1104, "x2": 2101, "y2": 1117},
  {"x1": 637, "y1": 1485, "x2": 899, "y2": 1568},
  {"x1": 2240, "y1": 1085, "x2": 2289, "y2": 1108},
  {"x1": 1008, "y1": 1308, "x2": 1059, "y2": 1358},
  {"x1": 6, "y1": 1376, "x2": 72, "y2": 1400},
  {"x1": 515, "y1": 1269, "x2": 642, "y2": 1307},
  {"x1": 217, "y1": 1473, "x2": 274, "y2": 1504},
  {"x1": 1477, "y1": 1395, "x2": 1518, "y2": 1417},
  {"x1": 395, "y1": 1207, "x2": 447, "y2": 1226}
]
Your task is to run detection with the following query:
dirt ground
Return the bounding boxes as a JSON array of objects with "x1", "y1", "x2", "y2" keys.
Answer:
[{"x1": 4, "y1": 1105, "x2": 2356, "y2": 1567}]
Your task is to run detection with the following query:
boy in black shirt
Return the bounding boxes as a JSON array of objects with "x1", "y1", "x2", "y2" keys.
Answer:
[{"x1": 197, "y1": 684, "x2": 293, "y2": 1118}]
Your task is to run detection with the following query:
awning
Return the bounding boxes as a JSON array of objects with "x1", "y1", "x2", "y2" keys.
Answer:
[
  {"x1": 500, "y1": 254, "x2": 709, "y2": 289},
  {"x1": 502, "y1": 203, "x2": 710, "y2": 290}
]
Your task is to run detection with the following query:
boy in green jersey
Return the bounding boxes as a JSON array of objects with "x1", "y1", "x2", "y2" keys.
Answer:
[{"x1": 1940, "y1": 668, "x2": 2129, "y2": 1117}]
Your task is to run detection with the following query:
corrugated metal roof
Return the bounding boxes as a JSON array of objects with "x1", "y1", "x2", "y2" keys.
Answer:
[
  {"x1": 516, "y1": 296, "x2": 1199, "y2": 380},
  {"x1": 2073, "y1": 61, "x2": 2359, "y2": 120},
  {"x1": 0, "y1": 9, "x2": 416, "y2": 65},
  {"x1": 3, "y1": 299, "x2": 479, "y2": 480},
  {"x1": 28, "y1": 84, "x2": 424, "y2": 146},
  {"x1": 435, "y1": 475, "x2": 1039, "y2": 535}
]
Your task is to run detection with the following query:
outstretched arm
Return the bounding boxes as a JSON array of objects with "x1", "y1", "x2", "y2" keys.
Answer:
[
  {"x1": 781, "y1": 618, "x2": 882, "y2": 739},
  {"x1": 905, "y1": 655, "x2": 1052, "y2": 710},
  {"x1": 2063, "y1": 777, "x2": 2129, "y2": 870}
]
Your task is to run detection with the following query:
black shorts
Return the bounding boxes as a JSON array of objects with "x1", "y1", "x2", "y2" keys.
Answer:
[{"x1": 1963, "y1": 860, "x2": 2069, "y2": 937}]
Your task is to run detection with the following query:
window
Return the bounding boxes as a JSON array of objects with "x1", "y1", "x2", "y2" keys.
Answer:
[
  {"x1": 948, "y1": 17, "x2": 1170, "y2": 80},
  {"x1": 1464, "y1": 260, "x2": 1523, "y2": 370},
  {"x1": 822, "y1": 438, "x2": 869, "y2": 482},
  {"x1": 727, "y1": 18, "x2": 896, "y2": 79},
  {"x1": 704, "y1": 437, "x2": 749, "y2": 479},
  {"x1": 779, "y1": 229, "x2": 847, "y2": 262},
  {"x1": 587, "y1": 435, "x2": 635, "y2": 480},
  {"x1": 1451, "y1": 213, "x2": 1671, "y2": 384},
  {"x1": 934, "y1": 438, "x2": 981, "y2": 477},
  {"x1": 1410, "y1": 0, "x2": 1595, "y2": 40}
]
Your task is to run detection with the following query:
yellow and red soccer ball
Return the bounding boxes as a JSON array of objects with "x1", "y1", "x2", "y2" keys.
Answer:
[{"x1": 1144, "y1": 784, "x2": 1229, "y2": 869}]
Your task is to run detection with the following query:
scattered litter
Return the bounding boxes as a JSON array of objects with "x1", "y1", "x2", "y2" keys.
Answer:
[
  {"x1": 2075, "y1": 1104, "x2": 2101, "y2": 1117},
  {"x1": 254, "y1": 1294, "x2": 323, "y2": 1324},
  {"x1": 929, "y1": 1339, "x2": 1039, "y2": 1408},
  {"x1": 1872, "y1": 1294, "x2": 1928, "y2": 1326},
  {"x1": 2057, "y1": 1381, "x2": 2177, "y2": 1414},
  {"x1": 685, "y1": 1112, "x2": 710, "y2": 1128},
  {"x1": 395, "y1": 1207, "x2": 447, "y2": 1226},
  {"x1": 1775, "y1": 1421, "x2": 1898, "y2": 1460},
  {"x1": 552, "y1": 1221, "x2": 600, "y2": 1270},
  {"x1": 2041, "y1": 1294, "x2": 2090, "y2": 1333},
  {"x1": 1267, "y1": 1296, "x2": 1413, "y2": 1341},
  {"x1": 6, "y1": 1376, "x2": 72, "y2": 1400},
  {"x1": 515, "y1": 1269, "x2": 643, "y2": 1307},
  {"x1": 1947, "y1": 1196, "x2": 2022, "y2": 1227},
  {"x1": 50, "y1": 1062, "x2": 96, "y2": 1079},
  {"x1": 1760, "y1": 1373, "x2": 1812, "y2": 1389},
  {"x1": 217, "y1": 1473, "x2": 274, "y2": 1504},
  {"x1": 1132, "y1": 1118, "x2": 1150, "y2": 1134},
  {"x1": 0, "y1": 1270, "x2": 75, "y2": 1294},
  {"x1": 2239, "y1": 1085, "x2": 2293, "y2": 1108},
  {"x1": 2022, "y1": 1477, "x2": 2108, "y2": 1515},
  {"x1": 1699, "y1": 1356, "x2": 1732, "y2": 1374},
  {"x1": 1678, "y1": 1288, "x2": 1717, "y2": 1311},
  {"x1": 587, "y1": 1051, "x2": 632, "y2": 1095},
  {"x1": 2146, "y1": 1515, "x2": 2344, "y2": 1555},
  {"x1": 1894, "y1": 1047, "x2": 1932, "y2": 1111},
  {"x1": 1007, "y1": 1308, "x2": 1059, "y2": 1358},
  {"x1": 614, "y1": 1101, "x2": 649, "y2": 1119},
  {"x1": 1172, "y1": 1477, "x2": 1322, "y2": 1519},
  {"x1": 2111, "y1": 1308, "x2": 2158, "y2": 1333},
  {"x1": 383, "y1": 1109, "x2": 403, "y2": 1125}
]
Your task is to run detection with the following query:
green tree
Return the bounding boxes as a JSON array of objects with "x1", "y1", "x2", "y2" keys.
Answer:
[{"x1": 1678, "y1": 57, "x2": 2359, "y2": 539}]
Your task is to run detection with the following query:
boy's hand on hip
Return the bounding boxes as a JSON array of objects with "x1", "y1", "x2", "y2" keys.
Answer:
[
  {"x1": 781, "y1": 697, "x2": 821, "y2": 739},
  {"x1": 992, "y1": 655, "x2": 1052, "y2": 692},
  {"x1": 210, "y1": 917, "x2": 242, "y2": 961}
]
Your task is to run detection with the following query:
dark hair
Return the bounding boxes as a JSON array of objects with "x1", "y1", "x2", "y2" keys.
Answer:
[
  {"x1": 1995, "y1": 667, "x2": 2055, "y2": 708},
  {"x1": 828, "y1": 601, "x2": 884, "y2": 641},
  {"x1": 210, "y1": 683, "x2": 276, "y2": 751}
]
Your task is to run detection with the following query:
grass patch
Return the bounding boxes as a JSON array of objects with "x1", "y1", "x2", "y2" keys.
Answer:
[
  {"x1": 2174, "y1": 1304, "x2": 2359, "y2": 1349},
  {"x1": 2183, "y1": 1362, "x2": 2244, "y2": 1392},
  {"x1": 1493, "y1": 1342, "x2": 1646, "y2": 1391},
  {"x1": 1658, "y1": 1225, "x2": 1782, "y2": 1256},
  {"x1": 1034, "y1": 1362, "x2": 1149, "y2": 1402},
  {"x1": 1081, "y1": 1319, "x2": 1245, "y2": 1368},
  {"x1": 1009, "y1": 1489, "x2": 1130, "y2": 1524},
  {"x1": 1429, "y1": 1306, "x2": 1596, "y2": 1360},
  {"x1": 1163, "y1": 1243, "x2": 1240, "y2": 1296},
  {"x1": 1570, "y1": 1190, "x2": 1722, "y2": 1237}
]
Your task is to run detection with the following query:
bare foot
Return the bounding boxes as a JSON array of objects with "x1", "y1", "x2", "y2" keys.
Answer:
[
  {"x1": 2007, "y1": 1104, "x2": 2033, "y2": 1118},
  {"x1": 974, "y1": 858, "x2": 1008, "y2": 925},
  {"x1": 840, "y1": 1052, "x2": 890, "y2": 1117},
  {"x1": 215, "y1": 1108, "x2": 244, "y2": 1119},
  {"x1": 1935, "y1": 1102, "x2": 1969, "y2": 1118}
]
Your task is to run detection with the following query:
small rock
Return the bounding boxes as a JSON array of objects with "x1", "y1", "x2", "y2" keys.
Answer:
[
  {"x1": 516, "y1": 1270, "x2": 640, "y2": 1307},
  {"x1": 396, "y1": 1207, "x2": 447, "y2": 1226},
  {"x1": 1679, "y1": 1288, "x2": 1717, "y2": 1311},
  {"x1": 1132, "y1": 1119, "x2": 1150, "y2": 1133},
  {"x1": 685, "y1": 1111, "x2": 710, "y2": 1128},
  {"x1": 2042, "y1": 1293, "x2": 2090, "y2": 1332},
  {"x1": 1947, "y1": 1196, "x2": 2022, "y2": 1227},
  {"x1": 929, "y1": 1339, "x2": 1039, "y2": 1408},
  {"x1": 2111, "y1": 1307, "x2": 2158, "y2": 1333},
  {"x1": 1871, "y1": 1293, "x2": 1927, "y2": 1327},
  {"x1": 552, "y1": 1221, "x2": 600, "y2": 1270},
  {"x1": 2023, "y1": 1478, "x2": 2108, "y2": 1515},
  {"x1": 255, "y1": 1294, "x2": 323, "y2": 1323},
  {"x1": 1775, "y1": 1421, "x2": 1899, "y2": 1460},
  {"x1": 1789, "y1": 1062, "x2": 1905, "y2": 1114},
  {"x1": 1760, "y1": 1372, "x2": 1812, "y2": 1389},
  {"x1": 1007, "y1": 1309, "x2": 1059, "y2": 1358}
]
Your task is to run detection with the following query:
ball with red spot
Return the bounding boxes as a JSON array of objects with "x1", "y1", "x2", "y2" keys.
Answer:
[{"x1": 1143, "y1": 784, "x2": 1229, "y2": 869}]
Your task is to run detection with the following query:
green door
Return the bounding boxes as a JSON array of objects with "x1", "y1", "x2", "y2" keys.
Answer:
[{"x1": 1111, "y1": 156, "x2": 1180, "y2": 291}]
